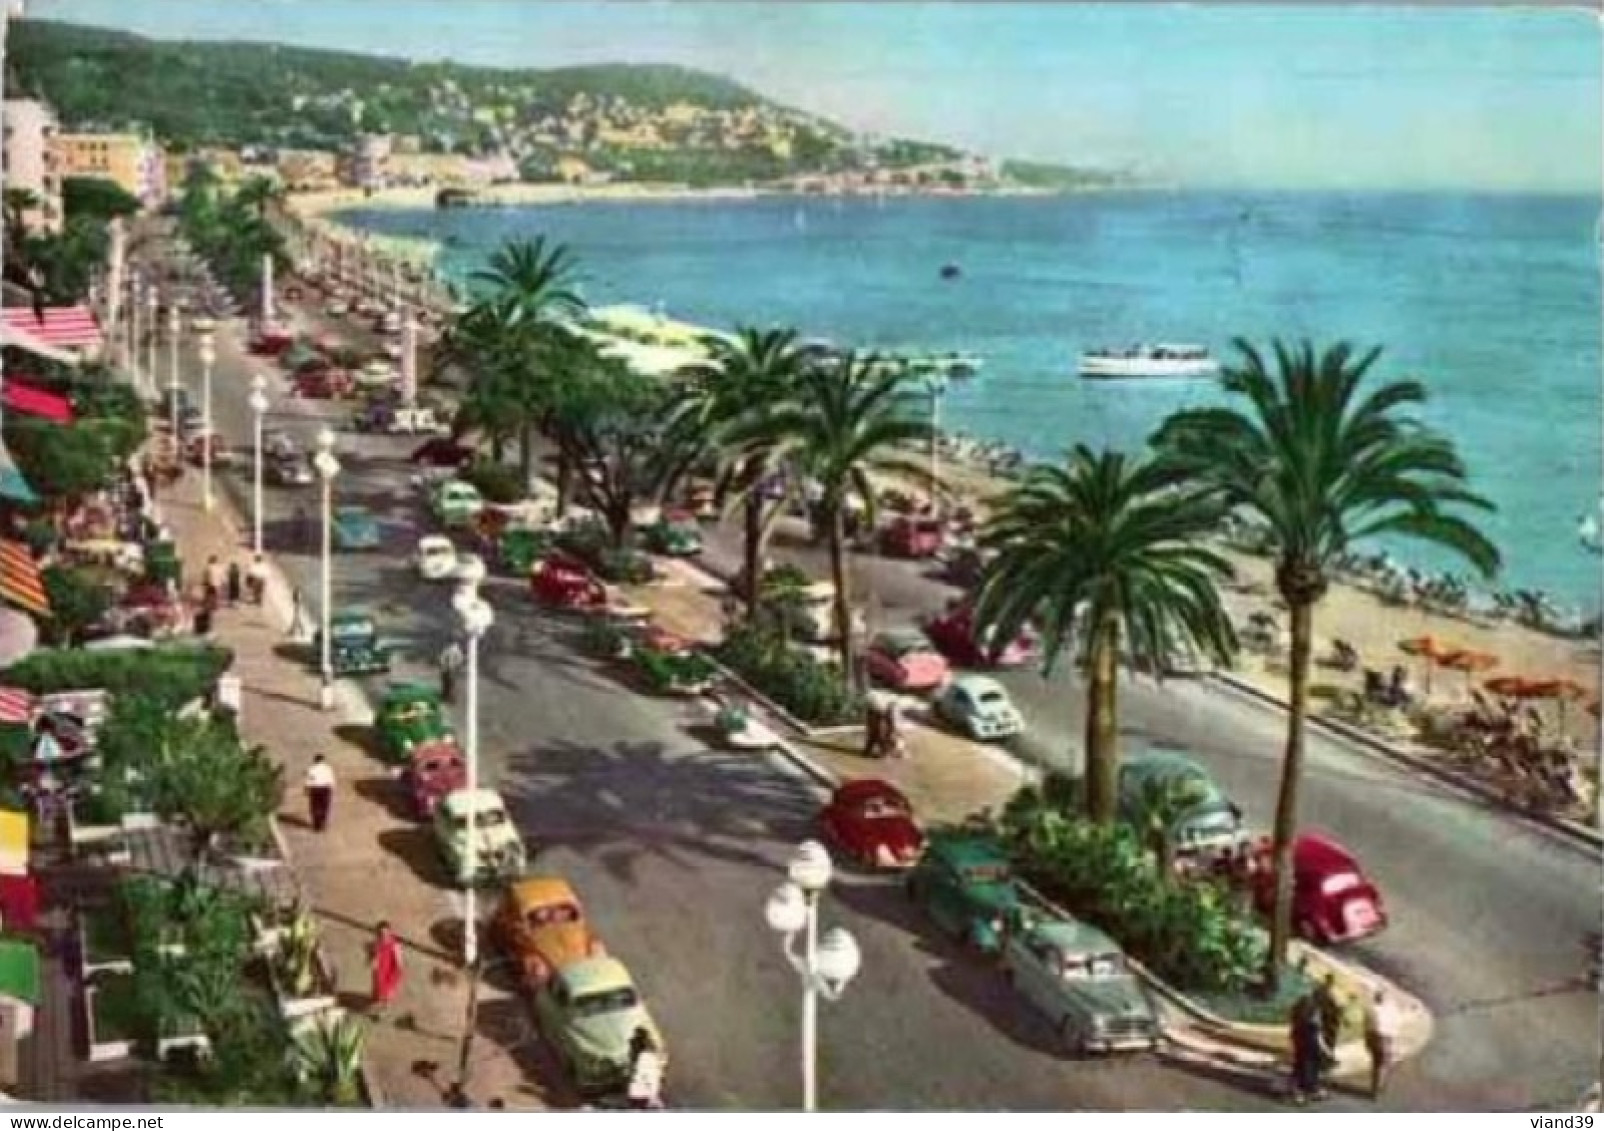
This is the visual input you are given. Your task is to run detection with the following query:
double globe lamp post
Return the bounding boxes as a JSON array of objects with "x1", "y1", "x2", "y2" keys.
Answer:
[
  {"x1": 312, "y1": 428, "x2": 340, "y2": 710},
  {"x1": 193, "y1": 319, "x2": 216, "y2": 513},
  {"x1": 451, "y1": 558, "x2": 493, "y2": 966},
  {"x1": 248, "y1": 374, "x2": 270, "y2": 557},
  {"x1": 765, "y1": 839, "x2": 862, "y2": 1112}
]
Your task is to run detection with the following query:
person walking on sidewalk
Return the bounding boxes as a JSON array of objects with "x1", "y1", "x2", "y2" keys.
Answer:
[
  {"x1": 1288, "y1": 992, "x2": 1329, "y2": 1104},
  {"x1": 369, "y1": 920, "x2": 404, "y2": 1016},
  {"x1": 1312, "y1": 972, "x2": 1344, "y2": 1090},
  {"x1": 438, "y1": 640, "x2": 465, "y2": 705},
  {"x1": 226, "y1": 560, "x2": 243, "y2": 607},
  {"x1": 246, "y1": 554, "x2": 269, "y2": 606},
  {"x1": 1363, "y1": 988, "x2": 1400, "y2": 1099},
  {"x1": 203, "y1": 555, "x2": 226, "y2": 608},
  {"x1": 304, "y1": 754, "x2": 336, "y2": 832}
]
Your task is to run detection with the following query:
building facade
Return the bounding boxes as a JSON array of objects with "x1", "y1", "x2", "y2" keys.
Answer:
[
  {"x1": 340, "y1": 133, "x2": 392, "y2": 190},
  {"x1": 52, "y1": 132, "x2": 165, "y2": 208},
  {"x1": 2, "y1": 100, "x2": 62, "y2": 233}
]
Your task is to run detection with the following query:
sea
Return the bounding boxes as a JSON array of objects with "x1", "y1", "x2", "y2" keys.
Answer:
[{"x1": 334, "y1": 190, "x2": 1603, "y2": 613}]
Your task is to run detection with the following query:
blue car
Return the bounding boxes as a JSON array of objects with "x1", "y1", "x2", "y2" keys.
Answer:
[{"x1": 332, "y1": 506, "x2": 382, "y2": 551}]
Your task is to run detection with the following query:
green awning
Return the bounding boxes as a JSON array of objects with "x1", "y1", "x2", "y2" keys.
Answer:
[{"x1": 0, "y1": 940, "x2": 39, "y2": 1005}]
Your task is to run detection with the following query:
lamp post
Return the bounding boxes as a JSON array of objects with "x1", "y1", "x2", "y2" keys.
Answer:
[
  {"x1": 167, "y1": 300, "x2": 181, "y2": 395},
  {"x1": 765, "y1": 840, "x2": 862, "y2": 1112},
  {"x1": 923, "y1": 375, "x2": 948, "y2": 510},
  {"x1": 127, "y1": 275, "x2": 141, "y2": 389},
  {"x1": 1577, "y1": 498, "x2": 1604, "y2": 1095},
  {"x1": 195, "y1": 320, "x2": 216, "y2": 512},
  {"x1": 312, "y1": 429, "x2": 341, "y2": 710},
  {"x1": 249, "y1": 374, "x2": 269, "y2": 557},
  {"x1": 144, "y1": 286, "x2": 159, "y2": 401},
  {"x1": 451, "y1": 558, "x2": 493, "y2": 966}
]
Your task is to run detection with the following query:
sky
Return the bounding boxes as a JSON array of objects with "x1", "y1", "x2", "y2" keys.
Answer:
[{"x1": 25, "y1": 0, "x2": 1604, "y2": 192}]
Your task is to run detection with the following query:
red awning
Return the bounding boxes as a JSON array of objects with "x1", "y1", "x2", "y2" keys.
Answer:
[
  {"x1": 0, "y1": 541, "x2": 49, "y2": 619},
  {"x1": 1, "y1": 380, "x2": 71, "y2": 424},
  {"x1": 1, "y1": 305, "x2": 102, "y2": 351}
]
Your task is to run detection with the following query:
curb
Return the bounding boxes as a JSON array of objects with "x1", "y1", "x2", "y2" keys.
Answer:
[{"x1": 1206, "y1": 671, "x2": 1602, "y2": 851}]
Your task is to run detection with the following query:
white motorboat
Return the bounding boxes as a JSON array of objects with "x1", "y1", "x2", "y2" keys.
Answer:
[{"x1": 1078, "y1": 344, "x2": 1219, "y2": 380}]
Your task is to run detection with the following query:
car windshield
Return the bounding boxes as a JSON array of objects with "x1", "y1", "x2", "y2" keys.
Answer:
[
  {"x1": 857, "y1": 797, "x2": 910, "y2": 820},
  {"x1": 332, "y1": 623, "x2": 374, "y2": 640},
  {"x1": 449, "y1": 808, "x2": 508, "y2": 831},
  {"x1": 963, "y1": 863, "x2": 1010, "y2": 884},
  {"x1": 1063, "y1": 953, "x2": 1127, "y2": 979},
  {"x1": 418, "y1": 757, "x2": 454, "y2": 774},
  {"x1": 570, "y1": 986, "x2": 638, "y2": 1018},
  {"x1": 389, "y1": 703, "x2": 436, "y2": 724},
  {"x1": 337, "y1": 509, "x2": 369, "y2": 524},
  {"x1": 877, "y1": 635, "x2": 925, "y2": 658},
  {"x1": 1319, "y1": 871, "x2": 1363, "y2": 897},
  {"x1": 1177, "y1": 805, "x2": 1238, "y2": 843},
  {"x1": 529, "y1": 903, "x2": 580, "y2": 927},
  {"x1": 977, "y1": 690, "x2": 1009, "y2": 708}
]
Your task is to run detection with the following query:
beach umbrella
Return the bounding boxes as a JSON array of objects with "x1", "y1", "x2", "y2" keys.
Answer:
[
  {"x1": 1483, "y1": 675, "x2": 1550, "y2": 702},
  {"x1": 1528, "y1": 677, "x2": 1592, "y2": 733},
  {"x1": 1398, "y1": 635, "x2": 1453, "y2": 694}
]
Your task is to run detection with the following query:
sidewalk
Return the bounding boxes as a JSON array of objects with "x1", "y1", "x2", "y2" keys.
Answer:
[{"x1": 155, "y1": 469, "x2": 549, "y2": 1110}]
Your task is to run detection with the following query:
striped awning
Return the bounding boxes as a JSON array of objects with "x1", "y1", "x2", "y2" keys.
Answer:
[
  {"x1": 0, "y1": 541, "x2": 48, "y2": 619},
  {"x1": 1, "y1": 380, "x2": 71, "y2": 424},
  {"x1": 0, "y1": 810, "x2": 27, "y2": 877},
  {"x1": 0, "y1": 306, "x2": 102, "y2": 352},
  {"x1": 0, "y1": 689, "x2": 33, "y2": 726}
]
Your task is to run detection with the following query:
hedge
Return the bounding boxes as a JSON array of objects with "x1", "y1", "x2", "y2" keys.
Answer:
[
  {"x1": 1, "y1": 644, "x2": 233, "y2": 709},
  {"x1": 713, "y1": 621, "x2": 862, "y2": 727}
]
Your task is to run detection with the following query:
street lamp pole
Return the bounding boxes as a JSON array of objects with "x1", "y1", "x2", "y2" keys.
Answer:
[
  {"x1": 167, "y1": 301, "x2": 181, "y2": 394},
  {"x1": 925, "y1": 376, "x2": 947, "y2": 510},
  {"x1": 765, "y1": 840, "x2": 862, "y2": 1112},
  {"x1": 195, "y1": 322, "x2": 216, "y2": 512},
  {"x1": 145, "y1": 287, "x2": 159, "y2": 401},
  {"x1": 249, "y1": 374, "x2": 269, "y2": 557},
  {"x1": 451, "y1": 559, "x2": 492, "y2": 966},
  {"x1": 127, "y1": 276, "x2": 141, "y2": 389},
  {"x1": 313, "y1": 429, "x2": 341, "y2": 710}
]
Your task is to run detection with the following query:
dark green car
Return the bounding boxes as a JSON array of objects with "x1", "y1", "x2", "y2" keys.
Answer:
[
  {"x1": 906, "y1": 830, "x2": 1025, "y2": 954},
  {"x1": 374, "y1": 682, "x2": 454, "y2": 765},
  {"x1": 496, "y1": 528, "x2": 552, "y2": 576},
  {"x1": 313, "y1": 611, "x2": 392, "y2": 677}
]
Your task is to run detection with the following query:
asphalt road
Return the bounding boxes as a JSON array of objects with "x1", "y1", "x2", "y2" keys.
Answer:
[{"x1": 147, "y1": 253, "x2": 1596, "y2": 1110}]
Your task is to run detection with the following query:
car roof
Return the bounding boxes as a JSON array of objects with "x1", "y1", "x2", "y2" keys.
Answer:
[
  {"x1": 410, "y1": 738, "x2": 462, "y2": 762},
  {"x1": 383, "y1": 682, "x2": 439, "y2": 704},
  {"x1": 833, "y1": 778, "x2": 909, "y2": 806},
  {"x1": 418, "y1": 534, "x2": 454, "y2": 549},
  {"x1": 874, "y1": 629, "x2": 930, "y2": 652},
  {"x1": 1121, "y1": 749, "x2": 1215, "y2": 785},
  {"x1": 439, "y1": 788, "x2": 506, "y2": 815},
  {"x1": 335, "y1": 505, "x2": 371, "y2": 518},
  {"x1": 950, "y1": 674, "x2": 1005, "y2": 696},
  {"x1": 331, "y1": 610, "x2": 373, "y2": 625},
  {"x1": 555, "y1": 955, "x2": 634, "y2": 995},
  {"x1": 1028, "y1": 916, "x2": 1121, "y2": 956},
  {"x1": 927, "y1": 830, "x2": 1009, "y2": 868},
  {"x1": 1295, "y1": 831, "x2": 1360, "y2": 874},
  {"x1": 510, "y1": 876, "x2": 580, "y2": 910}
]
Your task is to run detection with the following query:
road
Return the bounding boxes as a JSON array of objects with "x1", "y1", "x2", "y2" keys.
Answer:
[{"x1": 150, "y1": 252, "x2": 1595, "y2": 1110}]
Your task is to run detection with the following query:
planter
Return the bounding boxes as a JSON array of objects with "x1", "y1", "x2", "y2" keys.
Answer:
[
  {"x1": 83, "y1": 973, "x2": 137, "y2": 1063},
  {"x1": 155, "y1": 1019, "x2": 211, "y2": 1060},
  {"x1": 77, "y1": 905, "x2": 133, "y2": 977},
  {"x1": 66, "y1": 799, "x2": 123, "y2": 850},
  {"x1": 265, "y1": 948, "x2": 339, "y2": 1021}
]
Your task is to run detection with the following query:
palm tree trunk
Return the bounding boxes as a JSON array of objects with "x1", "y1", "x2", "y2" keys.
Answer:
[
  {"x1": 518, "y1": 424, "x2": 534, "y2": 487},
  {"x1": 826, "y1": 504, "x2": 854, "y2": 681},
  {"x1": 555, "y1": 447, "x2": 573, "y2": 516},
  {"x1": 1083, "y1": 619, "x2": 1120, "y2": 823},
  {"x1": 1265, "y1": 598, "x2": 1314, "y2": 992},
  {"x1": 742, "y1": 493, "x2": 763, "y2": 615}
]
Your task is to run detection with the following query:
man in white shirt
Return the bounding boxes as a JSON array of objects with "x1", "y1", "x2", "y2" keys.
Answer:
[
  {"x1": 1364, "y1": 988, "x2": 1401, "y2": 1099},
  {"x1": 304, "y1": 754, "x2": 336, "y2": 832}
]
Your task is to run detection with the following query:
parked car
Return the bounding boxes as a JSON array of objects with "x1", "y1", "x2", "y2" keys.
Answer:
[
  {"x1": 185, "y1": 431, "x2": 236, "y2": 467},
  {"x1": 293, "y1": 367, "x2": 352, "y2": 400},
  {"x1": 880, "y1": 515, "x2": 944, "y2": 559},
  {"x1": 414, "y1": 535, "x2": 462, "y2": 581},
  {"x1": 864, "y1": 630, "x2": 950, "y2": 692},
  {"x1": 493, "y1": 528, "x2": 552, "y2": 576},
  {"x1": 1117, "y1": 750, "x2": 1248, "y2": 859},
  {"x1": 1249, "y1": 832, "x2": 1388, "y2": 944},
  {"x1": 943, "y1": 546, "x2": 993, "y2": 589},
  {"x1": 410, "y1": 438, "x2": 476, "y2": 469},
  {"x1": 431, "y1": 479, "x2": 485, "y2": 527},
  {"x1": 492, "y1": 876, "x2": 605, "y2": 991},
  {"x1": 818, "y1": 779, "x2": 924, "y2": 868},
  {"x1": 533, "y1": 957, "x2": 666, "y2": 1096},
  {"x1": 932, "y1": 674, "x2": 1025, "y2": 741},
  {"x1": 375, "y1": 682, "x2": 454, "y2": 765},
  {"x1": 313, "y1": 611, "x2": 392, "y2": 677},
  {"x1": 906, "y1": 829, "x2": 1025, "y2": 954},
  {"x1": 263, "y1": 429, "x2": 299, "y2": 460},
  {"x1": 640, "y1": 509, "x2": 703, "y2": 557},
  {"x1": 923, "y1": 602, "x2": 1038, "y2": 669},
  {"x1": 402, "y1": 739, "x2": 467, "y2": 819},
  {"x1": 1002, "y1": 916, "x2": 1159, "y2": 1056},
  {"x1": 432, "y1": 788, "x2": 526, "y2": 887},
  {"x1": 332, "y1": 505, "x2": 382, "y2": 551},
  {"x1": 531, "y1": 552, "x2": 608, "y2": 612},
  {"x1": 249, "y1": 325, "x2": 295, "y2": 355},
  {"x1": 266, "y1": 452, "x2": 314, "y2": 487},
  {"x1": 790, "y1": 581, "x2": 866, "y2": 643}
]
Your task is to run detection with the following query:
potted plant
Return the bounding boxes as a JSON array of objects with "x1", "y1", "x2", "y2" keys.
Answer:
[{"x1": 290, "y1": 1012, "x2": 367, "y2": 1106}]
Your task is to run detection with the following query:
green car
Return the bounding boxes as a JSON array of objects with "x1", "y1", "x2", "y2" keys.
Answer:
[
  {"x1": 906, "y1": 829, "x2": 1025, "y2": 954},
  {"x1": 533, "y1": 956, "x2": 667, "y2": 1095},
  {"x1": 496, "y1": 528, "x2": 551, "y2": 576},
  {"x1": 1001, "y1": 916, "x2": 1159, "y2": 1056},
  {"x1": 332, "y1": 506, "x2": 382, "y2": 551},
  {"x1": 313, "y1": 611, "x2": 392, "y2": 677},
  {"x1": 144, "y1": 541, "x2": 181, "y2": 586},
  {"x1": 430, "y1": 479, "x2": 485, "y2": 528},
  {"x1": 1117, "y1": 749, "x2": 1246, "y2": 858},
  {"x1": 374, "y1": 682, "x2": 454, "y2": 766},
  {"x1": 641, "y1": 510, "x2": 703, "y2": 557}
]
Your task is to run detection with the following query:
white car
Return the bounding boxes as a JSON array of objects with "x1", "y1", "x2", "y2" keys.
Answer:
[
  {"x1": 933, "y1": 674, "x2": 1026, "y2": 742},
  {"x1": 415, "y1": 535, "x2": 461, "y2": 581}
]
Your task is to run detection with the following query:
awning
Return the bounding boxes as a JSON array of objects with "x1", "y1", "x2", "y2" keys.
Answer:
[
  {"x1": 0, "y1": 690, "x2": 32, "y2": 727},
  {"x1": 1, "y1": 379, "x2": 72, "y2": 425},
  {"x1": 0, "y1": 541, "x2": 49, "y2": 619},
  {"x1": 0, "y1": 322, "x2": 79, "y2": 367},
  {"x1": 0, "y1": 306, "x2": 102, "y2": 353},
  {"x1": 0, "y1": 811, "x2": 27, "y2": 877},
  {"x1": 0, "y1": 939, "x2": 39, "y2": 1005},
  {"x1": 0, "y1": 438, "x2": 35, "y2": 505}
]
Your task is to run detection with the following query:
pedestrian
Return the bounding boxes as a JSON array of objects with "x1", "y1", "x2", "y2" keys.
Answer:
[
  {"x1": 192, "y1": 599, "x2": 214, "y2": 638},
  {"x1": 1363, "y1": 988, "x2": 1400, "y2": 1099},
  {"x1": 246, "y1": 554, "x2": 269, "y2": 606},
  {"x1": 226, "y1": 560, "x2": 243, "y2": 607},
  {"x1": 203, "y1": 555, "x2": 225, "y2": 607},
  {"x1": 438, "y1": 640, "x2": 465, "y2": 704},
  {"x1": 304, "y1": 754, "x2": 336, "y2": 832},
  {"x1": 369, "y1": 920, "x2": 404, "y2": 1015},
  {"x1": 862, "y1": 692, "x2": 886, "y2": 758},
  {"x1": 288, "y1": 587, "x2": 311, "y2": 641},
  {"x1": 626, "y1": 1026, "x2": 664, "y2": 1110},
  {"x1": 885, "y1": 695, "x2": 907, "y2": 759},
  {"x1": 1313, "y1": 972, "x2": 1343, "y2": 1087},
  {"x1": 1288, "y1": 993, "x2": 1327, "y2": 1104}
]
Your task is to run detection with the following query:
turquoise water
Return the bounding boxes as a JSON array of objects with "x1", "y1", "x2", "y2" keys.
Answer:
[{"x1": 337, "y1": 191, "x2": 1603, "y2": 610}]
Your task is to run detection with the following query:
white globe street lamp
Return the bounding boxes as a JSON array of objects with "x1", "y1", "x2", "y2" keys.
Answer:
[
  {"x1": 166, "y1": 301, "x2": 182, "y2": 442},
  {"x1": 312, "y1": 428, "x2": 341, "y2": 710},
  {"x1": 766, "y1": 839, "x2": 861, "y2": 1111},
  {"x1": 248, "y1": 374, "x2": 270, "y2": 557},
  {"x1": 144, "y1": 285, "x2": 159, "y2": 400},
  {"x1": 451, "y1": 558, "x2": 493, "y2": 966},
  {"x1": 194, "y1": 320, "x2": 216, "y2": 512}
]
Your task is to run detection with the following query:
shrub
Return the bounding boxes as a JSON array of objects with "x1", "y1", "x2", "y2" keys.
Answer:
[
  {"x1": 634, "y1": 648, "x2": 716, "y2": 694},
  {"x1": 459, "y1": 458, "x2": 524, "y2": 505},
  {"x1": 714, "y1": 621, "x2": 862, "y2": 726},
  {"x1": 1, "y1": 644, "x2": 233, "y2": 709},
  {"x1": 556, "y1": 521, "x2": 654, "y2": 583}
]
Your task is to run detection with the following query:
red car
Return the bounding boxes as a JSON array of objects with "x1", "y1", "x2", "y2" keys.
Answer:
[
  {"x1": 1249, "y1": 832, "x2": 1388, "y2": 944},
  {"x1": 402, "y1": 739, "x2": 467, "y2": 819},
  {"x1": 248, "y1": 328, "x2": 295, "y2": 356},
  {"x1": 410, "y1": 439, "x2": 476, "y2": 469},
  {"x1": 531, "y1": 552, "x2": 607, "y2": 611},
  {"x1": 293, "y1": 368, "x2": 351, "y2": 400},
  {"x1": 819, "y1": 779, "x2": 924, "y2": 869},
  {"x1": 880, "y1": 516, "x2": 944, "y2": 559},
  {"x1": 923, "y1": 602, "x2": 1038, "y2": 668},
  {"x1": 865, "y1": 630, "x2": 950, "y2": 692}
]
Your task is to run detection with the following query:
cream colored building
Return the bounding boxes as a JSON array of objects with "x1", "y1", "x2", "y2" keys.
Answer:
[
  {"x1": 2, "y1": 99, "x2": 62, "y2": 232},
  {"x1": 386, "y1": 151, "x2": 469, "y2": 187},
  {"x1": 52, "y1": 132, "x2": 165, "y2": 207}
]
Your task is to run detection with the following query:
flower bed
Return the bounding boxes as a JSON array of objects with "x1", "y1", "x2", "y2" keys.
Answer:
[
  {"x1": 713, "y1": 621, "x2": 863, "y2": 727},
  {"x1": 78, "y1": 904, "x2": 133, "y2": 976},
  {"x1": 84, "y1": 971, "x2": 139, "y2": 1063}
]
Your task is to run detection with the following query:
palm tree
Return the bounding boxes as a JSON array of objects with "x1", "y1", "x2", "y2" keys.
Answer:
[
  {"x1": 233, "y1": 175, "x2": 284, "y2": 222},
  {"x1": 663, "y1": 327, "x2": 811, "y2": 613},
  {"x1": 974, "y1": 446, "x2": 1239, "y2": 824},
  {"x1": 728, "y1": 351, "x2": 931, "y2": 675},
  {"x1": 1150, "y1": 338, "x2": 1499, "y2": 988},
  {"x1": 470, "y1": 236, "x2": 583, "y2": 329}
]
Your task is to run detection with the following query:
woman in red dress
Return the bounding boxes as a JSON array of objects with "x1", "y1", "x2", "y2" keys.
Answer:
[{"x1": 370, "y1": 921, "x2": 404, "y2": 1014}]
